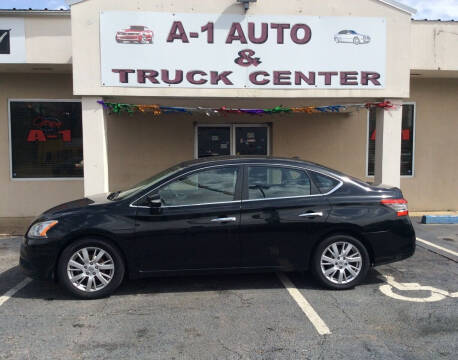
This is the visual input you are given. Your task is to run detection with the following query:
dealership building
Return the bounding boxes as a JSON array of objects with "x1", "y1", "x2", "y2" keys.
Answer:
[{"x1": 0, "y1": 0, "x2": 457, "y2": 227}]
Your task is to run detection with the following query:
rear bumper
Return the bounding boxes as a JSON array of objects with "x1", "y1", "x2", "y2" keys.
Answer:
[
  {"x1": 19, "y1": 237, "x2": 60, "y2": 280},
  {"x1": 364, "y1": 218, "x2": 416, "y2": 266}
]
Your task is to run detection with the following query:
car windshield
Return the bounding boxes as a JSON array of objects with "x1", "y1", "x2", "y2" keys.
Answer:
[
  {"x1": 130, "y1": 26, "x2": 145, "y2": 31},
  {"x1": 349, "y1": 30, "x2": 357, "y2": 34},
  {"x1": 108, "y1": 164, "x2": 183, "y2": 201}
]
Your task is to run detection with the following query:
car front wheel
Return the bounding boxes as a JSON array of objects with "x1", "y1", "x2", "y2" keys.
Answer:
[
  {"x1": 57, "y1": 238, "x2": 125, "y2": 299},
  {"x1": 312, "y1": 235, "x2": 369, "y2": 290}
]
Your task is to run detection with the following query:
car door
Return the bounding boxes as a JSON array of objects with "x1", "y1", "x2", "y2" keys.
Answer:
[
  {"x1": 239, "y1": 165, "x2": 331, "y2": 269},
  {"x1": 133, "y1": 165, "x2": 242, "y2": 272},
  {"x1": 341, "y1": 31, "x2": 351, "y2": 42}
]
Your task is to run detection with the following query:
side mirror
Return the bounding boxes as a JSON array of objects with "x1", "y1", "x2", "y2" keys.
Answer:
[{"x1": 148, "y1": 194, "x2": 162, "y2": 213}]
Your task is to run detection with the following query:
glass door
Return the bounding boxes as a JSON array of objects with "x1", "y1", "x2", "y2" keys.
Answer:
[
  {"x1": 196, "y1": 124, "x2": 270, "y2": 158},
  {"x1": 196, "y1": 126, "x2": 231, "y2": 158},
  {"x1": 234, "y1": 125, "x2": 269, "y2": 156}
]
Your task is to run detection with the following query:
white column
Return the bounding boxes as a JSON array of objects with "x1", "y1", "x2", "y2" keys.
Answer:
[
  {"x1": 82, "y1": 96, "x2": 109, "y2": 196},
  {"x1": 374, "y1": 99, "x2": 403, "y2": 188}
]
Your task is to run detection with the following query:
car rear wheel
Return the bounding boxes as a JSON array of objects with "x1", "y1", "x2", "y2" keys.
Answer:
[
  {"x1": 312, "y1": 235, "x2": 369, "y2": 290},
  {"x1": 57, "y1": 238, "x2": 125, "y2": 299}
]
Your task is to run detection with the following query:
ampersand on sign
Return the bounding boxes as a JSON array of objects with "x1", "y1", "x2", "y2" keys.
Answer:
[{"x1": 234, "y1": 49, "x2": 262, "y2": 67}]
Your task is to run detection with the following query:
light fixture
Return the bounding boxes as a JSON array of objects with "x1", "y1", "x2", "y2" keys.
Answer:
[{"x1": 237, "y1": 0, "x2": 257, "y2": 12}]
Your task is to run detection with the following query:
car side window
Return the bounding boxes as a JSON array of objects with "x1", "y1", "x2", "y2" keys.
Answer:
[
  {"x1": 309, "y1": 171, "x2": 340, "y2": 194},
  {"x1": 158, "y1": 167, "x2": 238, "y2": 206},
  {"x1": 247, "y1": 166, "x2": 311, "y2": 200}
]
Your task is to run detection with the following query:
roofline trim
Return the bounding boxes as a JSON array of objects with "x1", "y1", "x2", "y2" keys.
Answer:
[
  {"x1": 377, "y1": 0, "x2": 417, "y2": 14},
  {"x1": 66, "y1": 0, "x2": 87, "y2": 6},
  {"x1": 67, "y1": 0, "x2": 417, "y2": 14},
  {"x1": 0, "y1": 10, "x2": 70, "y2": 16}
]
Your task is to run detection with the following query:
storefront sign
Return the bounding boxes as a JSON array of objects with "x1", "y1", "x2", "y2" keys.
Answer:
[
  {"x1": 0, "y1": 18, "x2": 26, "y2": 63},
  {"x1": 100, "y1": 12, "x2": 386, "y2": 89}
]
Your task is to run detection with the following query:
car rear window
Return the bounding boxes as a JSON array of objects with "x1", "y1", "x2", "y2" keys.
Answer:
[{"x1": 309, "y1": 172, "x2": 340, "y2": 194}]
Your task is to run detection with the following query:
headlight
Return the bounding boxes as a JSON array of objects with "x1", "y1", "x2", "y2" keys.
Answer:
[{"x1": 28, "y1": 220, "x2": 59, "y2": 238}]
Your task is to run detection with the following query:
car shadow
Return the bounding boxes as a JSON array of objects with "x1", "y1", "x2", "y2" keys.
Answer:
[
  {"x1": 0, "y1": 266, "x2": 27, "y2": 294},
  {"x1": 9, "y1": 268, "x2": 386, "y2": 301}
]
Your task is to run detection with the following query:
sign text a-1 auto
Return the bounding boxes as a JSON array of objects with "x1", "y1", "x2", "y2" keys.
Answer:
[{"x1": 108, "y1": 18, "x2": 383, "y2": 88}]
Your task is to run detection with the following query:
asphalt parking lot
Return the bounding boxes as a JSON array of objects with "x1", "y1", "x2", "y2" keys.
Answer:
[{"x1": 0, "y1": 221, "x2": 457, "y2": 360}]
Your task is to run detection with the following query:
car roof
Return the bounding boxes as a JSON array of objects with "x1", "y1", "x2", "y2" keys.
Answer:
[{"x1": 177, "y1": 156, "x2": 345, "y2": 176}]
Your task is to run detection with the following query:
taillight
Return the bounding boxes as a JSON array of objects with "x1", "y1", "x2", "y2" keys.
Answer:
[{"x1": 381, "y1": 199, "x2": 409, "y2": 216}]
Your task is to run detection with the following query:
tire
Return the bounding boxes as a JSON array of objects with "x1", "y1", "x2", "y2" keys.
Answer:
[
  {"x1": 311, "y1": 235, "x2": 369, "y2": 290},
  {"x1": 57, "y1": 238, "x2": 125, "y2": 299},
  {"x1": 353, "y1": 37, "x2": 360, "y2": 45}
]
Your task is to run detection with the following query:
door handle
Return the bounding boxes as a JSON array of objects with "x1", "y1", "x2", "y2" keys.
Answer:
[
  {"x1": 299, "y1": 212, "x2": 324, "y2": 218},
  {"x1": 211, "y1": 217, "x2": 237, "y2": 223}
]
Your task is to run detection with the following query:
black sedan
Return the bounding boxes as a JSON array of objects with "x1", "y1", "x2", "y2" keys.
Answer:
[{"x1": 20, "y1": 157, "x2": 415, "y2": 299}]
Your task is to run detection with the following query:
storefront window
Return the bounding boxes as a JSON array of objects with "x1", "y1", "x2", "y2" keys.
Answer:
[
  {"x1": 367, "y1": 104, "x2": 415, "y2": 176},
  {"x1": 196, "y1": 124, "x2": 269, "y2": 158},
  {"x1": 9, "y1": 100, "x2": 83, "y2": 179}
]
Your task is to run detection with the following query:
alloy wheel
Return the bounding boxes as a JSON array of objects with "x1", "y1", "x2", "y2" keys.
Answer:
[
  {"x1": 67, "y1": 247, "x2": 115, "y2": 292},
  {"x1": 320, "y1": 241, "x2": 362, "y2": 285}
]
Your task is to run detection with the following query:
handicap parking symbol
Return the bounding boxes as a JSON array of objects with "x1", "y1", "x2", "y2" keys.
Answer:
[{"x1": 379, "y1": 275, "x2": 458, "y2": 303}]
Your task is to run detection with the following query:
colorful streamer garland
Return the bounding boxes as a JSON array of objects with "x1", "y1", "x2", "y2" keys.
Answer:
[{"x1": 97, "y1": 100, "x2": 395, "y2": 116}]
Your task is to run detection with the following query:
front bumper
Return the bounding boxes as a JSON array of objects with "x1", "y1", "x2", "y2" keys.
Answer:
[
  {"x1": 19, "y1": 237, "x2": 61, "y2": 280},
  {"x1": 116, "y1": 34, "x2": 140, "y2": 42}
]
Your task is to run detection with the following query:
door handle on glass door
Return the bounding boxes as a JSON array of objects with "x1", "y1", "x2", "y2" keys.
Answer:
[
  {"x1": 299, "y1": 212, "x2": 324, "y2": 218},
  {"x1": 211, "y1": 217, "x2": 237, "y2": 223}
]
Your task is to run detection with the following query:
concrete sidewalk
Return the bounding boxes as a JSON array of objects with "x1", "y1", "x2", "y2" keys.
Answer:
[{"x1": 0, "y1": 218, "x2": 34, "y2": 236}]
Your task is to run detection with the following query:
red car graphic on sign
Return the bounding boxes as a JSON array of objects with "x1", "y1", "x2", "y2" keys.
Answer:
[{"x1": 116, "y1": 25, "x2": 154, "y2": 44}]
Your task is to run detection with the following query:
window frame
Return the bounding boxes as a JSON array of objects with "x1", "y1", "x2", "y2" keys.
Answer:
[
  {"x1": 131, "y1": 163, "x2": 343, "y2": 208},
  {"x1": 194, "y1": 123, "x2": 271, "y2": 159},
  {"x1": 8, "y1": 98, "x2": 83, "y2": 181},
  {"x1": 365, "y1": 102, "x2": 416, "y2": 178}
]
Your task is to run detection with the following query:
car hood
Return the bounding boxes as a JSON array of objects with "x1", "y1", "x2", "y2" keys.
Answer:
[{"x1": 42, "y1": 193, "x2": 113, "y2": 217}]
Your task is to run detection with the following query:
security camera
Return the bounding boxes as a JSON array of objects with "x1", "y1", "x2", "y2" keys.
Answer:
[{"x1": 237, "y1": 0, "x2": 258, "y2": 11}]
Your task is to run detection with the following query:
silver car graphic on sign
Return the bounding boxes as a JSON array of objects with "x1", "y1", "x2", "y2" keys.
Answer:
[{"x1": 334, "y1": 30, "x2": 371, "y2": 45}]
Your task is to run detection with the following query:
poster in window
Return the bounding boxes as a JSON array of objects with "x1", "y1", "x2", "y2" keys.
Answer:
[{"x1": 10, "y1": 101, "x2": 83, "y2": 178}]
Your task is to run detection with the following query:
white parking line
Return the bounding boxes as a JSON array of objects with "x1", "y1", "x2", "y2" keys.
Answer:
[
  {"x1": 0, "y1": 278, "x2": 32, "y2": 307},
  {"x1": 417, "y1": 237, "x2": 458, "y2": 257},
  {"x1": 277, "y1": 272, "x2": 331, "y2": 336}
]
